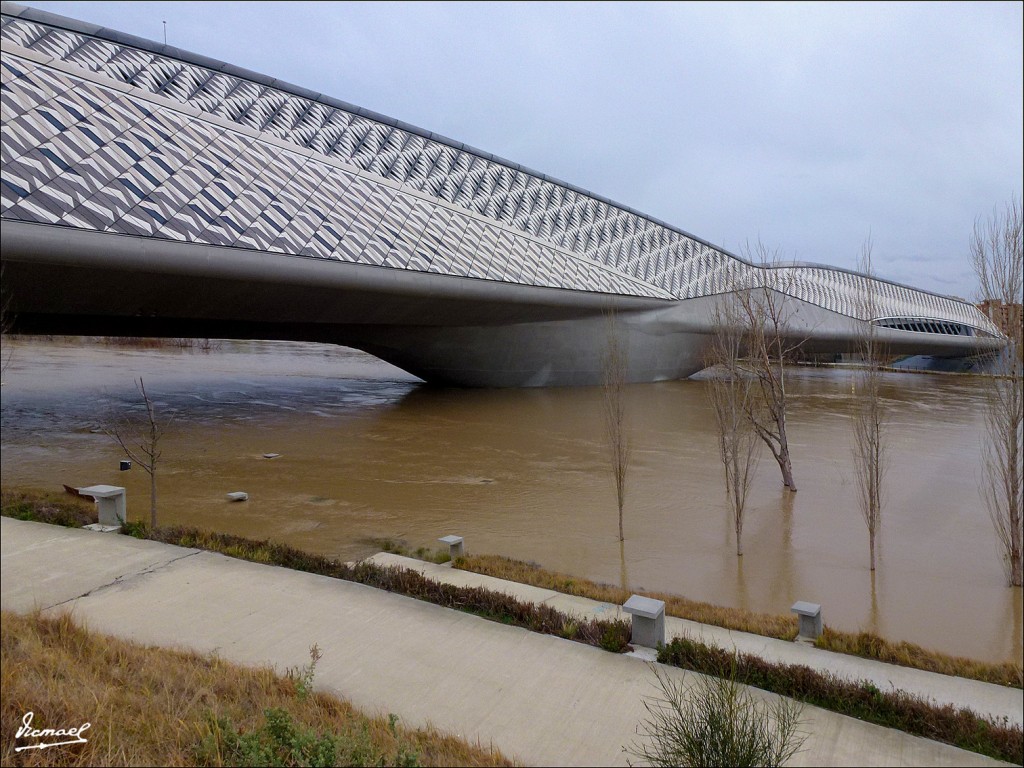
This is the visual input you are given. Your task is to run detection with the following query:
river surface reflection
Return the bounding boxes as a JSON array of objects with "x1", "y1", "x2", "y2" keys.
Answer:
[{"x1": 1, "y1": 337, "x2": 1021, "y2": 662}]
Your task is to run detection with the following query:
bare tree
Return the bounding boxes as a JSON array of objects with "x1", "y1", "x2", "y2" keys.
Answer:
[
  {"x1": 1, "y1": 263, "x2": 15, "y2": 380},
  {"x1": 602, "y1": 311, "x2": 632, "y2": 543},
  {"x1": 705, "y1": 295, "x2": 762, "y2": 556},
  {"x1": 971, "y1": 197, "x2": 1022, "y2": 587},
  {"x1": 104, "y1": 377, "x2": 163, "y2": 528},
  {"x1": 729, "y1": 242, "x2": 804, "y2": 492},
  {"x1": 851, "y1": 238, "x2": 887, "y2": 572}
]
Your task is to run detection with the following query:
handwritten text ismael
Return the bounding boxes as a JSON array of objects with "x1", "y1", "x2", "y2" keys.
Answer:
[{"x1": 15, "y1": 711, "x2": 91, "y2": 752}]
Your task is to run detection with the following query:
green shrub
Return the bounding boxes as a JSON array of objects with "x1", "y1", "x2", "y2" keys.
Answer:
[
  {"x1": 213, "y1": 708, "x2": 339, "y2": 767},
  {"x1": 121, "y1": 519, "x2": 148, "y2": 538}
]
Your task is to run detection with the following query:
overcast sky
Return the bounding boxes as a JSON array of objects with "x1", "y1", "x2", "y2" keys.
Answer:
[{"x1": 18, "y1": 1, "x2": 1024, "y2": 298}]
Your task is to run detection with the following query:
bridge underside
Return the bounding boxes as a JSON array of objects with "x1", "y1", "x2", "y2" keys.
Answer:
[
  {"x1": 0, "y1": 4, "x2": 1007, "y2": 386},
  {"x1": 2, "y1": 221, "x2": 1002, "y2": 387}
]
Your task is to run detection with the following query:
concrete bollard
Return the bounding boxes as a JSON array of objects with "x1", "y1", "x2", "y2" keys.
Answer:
[
  {"x1": 791, "y1": 601, "x2": 823, "y2": 641},
  {"x1": 78, "y1": 485, "x2": 126, "y2": 528},
  {"x1": 438, "y1": 535, "x2": 464, "y2": 559},
  {"x1": 623, "y1": 594, "x2": 666, "y2": 649}
]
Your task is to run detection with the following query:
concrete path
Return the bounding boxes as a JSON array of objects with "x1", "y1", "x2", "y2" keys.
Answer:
[
  {"x1": 368, "y1": 553, "x2": 1024, "y2": 729},
  {"x1": 0, "y1": 517, "x2": 1016, "y2": 767}
]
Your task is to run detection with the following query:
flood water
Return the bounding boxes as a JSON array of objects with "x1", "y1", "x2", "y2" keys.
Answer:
[{"x1": 1, "y1": 337, "x2": 1021, "y2": 663}]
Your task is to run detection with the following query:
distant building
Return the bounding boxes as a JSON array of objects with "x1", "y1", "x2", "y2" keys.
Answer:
[{"x1": 977, "y1": 300, "x2": 1023, "y2": 340}]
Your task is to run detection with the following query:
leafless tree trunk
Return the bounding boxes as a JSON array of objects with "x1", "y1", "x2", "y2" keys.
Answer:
[
  {"x1": 104, "y1": 377, "x2": 163, "y2": 528},
  {"x1": 852, "y1": 238, "x2": 887, "y2": 572},
  {"x1": 602, "y1": 312, "x2": 632, "y2": 543},
  {"x1": 730, "y1": 242, "x2": 804, "y2": 492},
  {"x1": 1, "y1": 263, "x2": 15, "y2": 380},
  {"x1": 971, "y1": 197, "x2": 1022, "y2": 587},
  {"x1": 705, "y1": 296, "x2": 762, "y2": 556}
]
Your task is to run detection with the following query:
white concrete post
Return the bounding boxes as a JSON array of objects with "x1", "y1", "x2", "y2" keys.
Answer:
[
  {"x1": 438, "y1": 535, "x2": 464, "y2": 559},
  {"x1": 791, "y1": 601, "x2": 823, "y2": 641},
  {"x1": 623, "y1": 595, "x2": 666, "y2": 649},
  {"x1": 79, "y1": 485, "x2": 126, "y2": 528}
]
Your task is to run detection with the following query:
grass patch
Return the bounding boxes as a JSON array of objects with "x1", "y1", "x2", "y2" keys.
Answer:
[
  {"x1": 0, "y1": 488, "x2": 97, "y2": 528},
  {"x1": 358, "y1": 536, "x2": 451, "y2": 564},
  {"x1": 1, "y1": 610, "x2": 512, "y2": 767},
  {"x1": 455, "y1": 553, "x2": 1023, "y2": 689},
  {"x1": 815, "y1": 627, "x2": 1023, "y2": 689},
  {"x1": 659, "y1": 636, "x2": 1023, "y2": 765}
]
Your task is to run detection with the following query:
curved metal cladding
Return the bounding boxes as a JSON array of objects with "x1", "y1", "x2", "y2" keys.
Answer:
[{"x1": 0, "y1": 3, "x2": 1005, "y2": 385}]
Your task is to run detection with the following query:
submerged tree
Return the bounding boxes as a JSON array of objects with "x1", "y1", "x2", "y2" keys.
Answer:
[
  {"x1": 726, "y1": 242, "x2": 805, "y2": 492},
  {"x1": 602, "y1": 311, "x2": 632, "y2": 543},
  {"x1": 971, "y1": 197, "x2": 1023, "y2": 587},
  {"x1": 851, "y1": 238, "x2": 887, "y2": 572},
  {"x1": 705, "y1": 294, "x2": 762, "y2": 556},
  {"x1": 104, "y1": 377, "x2": 163, "y2": 528}
]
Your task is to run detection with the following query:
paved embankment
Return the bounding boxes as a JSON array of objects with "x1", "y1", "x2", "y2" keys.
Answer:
[
  {"x1": 368, "y1": 552, "x2": 1024, "y2": 729},
  {"x1": 1, "y1": 517, "x2": 1017, "y2": 767}
]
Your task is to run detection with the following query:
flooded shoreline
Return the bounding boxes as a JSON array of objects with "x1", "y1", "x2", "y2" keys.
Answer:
[{"x1": 1, "y1": 337, "x2": 1020, "y2": 663}]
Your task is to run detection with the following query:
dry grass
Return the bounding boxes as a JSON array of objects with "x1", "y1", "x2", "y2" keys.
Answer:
[
  {"x1": 456, "y1": 554, "x2": 1023, "y2": 689},
  {"x1": 1, "y1": 611, "x2": 512, "y2": 767},
  {"x1": 0, "y1": 489, "x2": 97, "y2": 528},
  {"x1": 456, "y1": 554, "x2": 798, "y2": 640},
  {"x1": 815, "y1": 627, "x2": 1023, "y2": 689}
]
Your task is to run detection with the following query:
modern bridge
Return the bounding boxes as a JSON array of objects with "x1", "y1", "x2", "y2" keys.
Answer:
[{"x1": 0, "y1": 3, "x2": 1005, "y2": 386}]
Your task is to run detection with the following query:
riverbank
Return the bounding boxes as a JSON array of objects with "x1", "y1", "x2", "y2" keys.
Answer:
[
  {"x1": 1, "y1": 516, "x2": 1015, "y2": 766},
  {"x1": 4, "y1": 487, "x2": 1019, "y2": 688},
  {"x1": 1, "y1": 611, "x2": 511, "y2": 767}
]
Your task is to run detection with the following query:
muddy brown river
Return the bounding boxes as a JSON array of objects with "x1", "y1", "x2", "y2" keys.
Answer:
[{"x1": 1, "y1": 337, "x2": 1020, "y2": 663}]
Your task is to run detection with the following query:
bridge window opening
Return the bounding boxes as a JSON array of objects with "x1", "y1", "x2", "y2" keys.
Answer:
[{"x1": 874, "y1": 318, "x2": 978, "y2": 336}]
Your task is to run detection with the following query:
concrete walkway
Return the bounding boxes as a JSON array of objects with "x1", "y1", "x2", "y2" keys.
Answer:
[
  {"x1": 0, "y1": 517, "x2": 1016, "y2": 767},
  {"x1": 368, "y1": 553, "x2": 1024, "y2": 729}
]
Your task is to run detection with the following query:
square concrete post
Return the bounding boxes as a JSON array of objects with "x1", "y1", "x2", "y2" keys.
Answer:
[
  {"x1": 623, "y1": 595, "x2": 665, "y2": 649},
  {"x1": 79, "y1": 485, "x2": 126, "y2": 527},
  {"x1": 791, "y1": 601, "x2": 822, "y2": 640},
  {"x1": 438, "y1": 535, "x2": 464, "y2": 559}
]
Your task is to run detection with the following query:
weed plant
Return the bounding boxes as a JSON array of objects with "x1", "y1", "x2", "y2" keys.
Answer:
[{"x1": 625, "y1": 664, "x2": 806, "y2": 767}]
